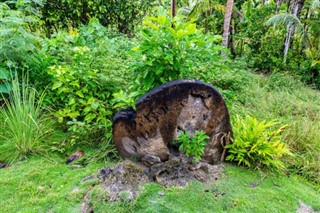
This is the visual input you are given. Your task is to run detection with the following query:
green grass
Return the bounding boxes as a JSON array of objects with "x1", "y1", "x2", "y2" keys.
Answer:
[
  {"x1": 88, "y1": 164, "x2": 320, "y2": 213},
  {"x1": 1, "y1": 157, "x2": 319, "y2": 213},
  {"x1": 212, "y1": 68, "x2": 320, "y2": 184},
  {"x1": 0, "y1": 155, "x2": 106, "y2": 212}
]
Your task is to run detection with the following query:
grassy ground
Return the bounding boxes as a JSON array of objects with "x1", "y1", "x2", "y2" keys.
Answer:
[
  {"x1": 211, "y1": 68, "x2": 320, "y2": 184},
  {"x1": 1, "y1": 155, "x2": 319, "y2": 212},
  {"x1": 0, "y1": 155, "x2": 106, "y2": 212},
  {"x1": 1, "y1": 67, "x2": 320, "y2": 212}
]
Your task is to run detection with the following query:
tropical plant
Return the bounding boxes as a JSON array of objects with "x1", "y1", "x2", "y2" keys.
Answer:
[
  {"x1": 46, "y1": 64, "x2": 113, "y2": 146},
  {"x1": 179, "y1": 0, "x2": 225, "y2": 33},
  {"x1": 132, "y1": 7, "x2": 226, "y2": 92},
  {"x1": 266, "y1": 13, "x2": 305, "y2": 63},
  {"x1": 0, "y1": 76, "x2": 54, "y2": 162},
  {"x1": 175, "y1": 130, "x2": 209, "y2": 162},
  {"x1": 0, "y1": 68, "x2": 12, "y2": 99},
  {"x1": 39, "y1": 0, "x2": 157, "y2": 35},
  {"x1": 225, "y1": 115, "x2": 292, "y2": 170},
  {"x1": 40, "y1": 19, "x2": 134, "y2": 146},
  {"x1": 0, "y1": 2, "x2": 42, "y2": 77}
]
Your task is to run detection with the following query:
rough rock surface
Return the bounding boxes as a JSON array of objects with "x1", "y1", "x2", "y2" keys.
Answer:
[
  {"x1": 97, "y1": 160, "x2": 149, "y2": 201},
  {"x1": 92, "y1": 157, "x2": 223, "y2": 202},
  {"x1": 113, "y1": 79, "x2": 232, "y2": 164}
]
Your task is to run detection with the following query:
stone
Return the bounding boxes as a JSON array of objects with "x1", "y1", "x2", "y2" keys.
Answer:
[
  {"x1": 113, "y1": 79, "x2": 232, "y2": 164},
  {"x1": 150, "y1": 158, "x2": 195, "y2": 187},
  {"x1": 90, "y1": 157, "x2": 223, "y2": 202},
  {"x1": 142, "y1": 154, "x2": 161, "y2": 166},
  {"x1": 188, "y1": 162, "x2": 202, "y2": 171},
  {"x1": 82, "y1": 175, "x2": 95, "y2": 182},
  {"x1": 96, "y1": 160, "x2": 149, "y2": 201}
]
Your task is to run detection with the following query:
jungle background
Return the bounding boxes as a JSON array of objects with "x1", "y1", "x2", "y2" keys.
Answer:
[{"x1": 0, "y1": 0, "x2": 319, "y2": 212}]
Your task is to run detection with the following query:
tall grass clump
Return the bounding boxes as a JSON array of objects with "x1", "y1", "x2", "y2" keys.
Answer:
[{"x1": 0, "y1": 77, "x2": 53, "y2": 162}]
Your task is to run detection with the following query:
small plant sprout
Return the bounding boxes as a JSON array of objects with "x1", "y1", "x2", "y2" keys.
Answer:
[{"x1": 177, "y1": 130, "x2": 209, "y2": 163}]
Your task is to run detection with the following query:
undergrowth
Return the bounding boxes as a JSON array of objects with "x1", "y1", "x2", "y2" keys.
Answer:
[
  {"x1": 0, "y1": 77, "x2": 54, "y2": 162},
  {"x1": 225, "y1": 68, "x2": 320, "y2": 184}
]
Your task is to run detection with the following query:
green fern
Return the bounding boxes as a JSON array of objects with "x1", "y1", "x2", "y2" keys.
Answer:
[{"x1": 225, "y1": 115, "x2": 292, "y2": 170}]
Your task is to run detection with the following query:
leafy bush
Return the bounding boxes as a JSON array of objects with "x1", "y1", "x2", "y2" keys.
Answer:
[
  {"x1": 39, "y1": 0, "x2": 157, "y2": 35},
  {"x1": 132, "y1": 7, "x2": 226, "y2": 93},
  {"x1": 175, "y1": 130, "x2": 209, "y2": 163},
  {"x1": 0, "y1": 77, "x2": 54, "y2": 162},
  {"x1": 47, "y1": 63, "x2": 112, "y2": 146},
  {"x1": 42, "y1": 19, "x2": 134, "y2": 147},
  {"x1": 226, "y1": 116, "x2": 292, "y2": 170},
  {"x1": 0, "y1": 2, "x2": 43, "y2": 80}
]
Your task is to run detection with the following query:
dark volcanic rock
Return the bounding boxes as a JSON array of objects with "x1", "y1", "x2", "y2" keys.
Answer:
[
  {"x1": 112, "y1": 79, "x2": 232, "y2": 164},
  {"x1": 92, "y1": 157, "x2": 223, "y2": 202},
  {"x1": 150, "y1": 158, "x2": 194, "y2": 187},
  {"x1": 97, "y1": 160, "x2": 149, "y2": 201},
  {"x1": 142, "y1": 154, "x2": 161, "y2": 167}
]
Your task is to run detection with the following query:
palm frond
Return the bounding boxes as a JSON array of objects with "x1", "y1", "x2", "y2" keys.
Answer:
[
  {"x1": 311, "y1": 0, "x2": 320, "y2": 10},
  {"x1": 213, "y1": 4, "x2": 225, "y2": 13},
  {"x1": 266, "y1": 13, "x2": 304, "y2": 34}
]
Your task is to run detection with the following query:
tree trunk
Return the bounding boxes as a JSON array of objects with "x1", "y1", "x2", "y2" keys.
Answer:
[
  {"x1": 283, "y1": 0, "x2": 305, "y2": 63},
  {"x1": 276, "y1": 0, "x2": 284, "y2": 13},
  {"x1": 171, "y1": 0, "x2": 177, "y2": 18},
  {"x1": 222, "y1": 0, "x2": 234, "y2": 56},
  {"x1": 230, "y1": 19, "x2": 236, "y2": 58}
]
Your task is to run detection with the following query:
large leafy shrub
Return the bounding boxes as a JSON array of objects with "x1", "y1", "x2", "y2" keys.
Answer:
[
  {"x1": 0, "y1": 2, "x2": 43, "y2": 85},
  {"x1": 47, "y1": 63, "x2": 112, "y2": 146},
  {"x1": 42, "y1": 19, "x2": 133, "y2": 147},
  {"x1": 132, "y1": 7, "x2": 226, "y2": 93},
  {"x1": 226, "y1": 116, "x2": 292, "y2": 170}
]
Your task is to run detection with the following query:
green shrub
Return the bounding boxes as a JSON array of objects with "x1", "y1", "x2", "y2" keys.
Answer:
[
  {"x1": 225, "y1": 115, "x2": 292, "y2": 170},
  {"x1": 46, "y1": 64, "x2": 112, "y2": 146},
  {"x1": 0, "y1": 77, "x2": 54, "y2": 162},
  {"x1": 132, "y1": 7, "x2": 226, "y2": 93},
  {"x1": 41, "y1": 19, "x2": 133, "y2": 147},
  {"x1": 175, "y1": 130, "x2": 209, "y2": 163},
  {"x1": 0, "y1": 2, "x2": 43, "y2": 84},
  {"x1": 39, "y1": 0, "x2": 157, "y2": 35}
]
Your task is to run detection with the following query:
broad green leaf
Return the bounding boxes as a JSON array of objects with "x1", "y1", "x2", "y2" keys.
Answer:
[
  {"x1": 0, "y1": 68, "x2": 10, "y2": 80},
  {"x1": 0, "y1": 83, "x2": 12, "y2": 93}
]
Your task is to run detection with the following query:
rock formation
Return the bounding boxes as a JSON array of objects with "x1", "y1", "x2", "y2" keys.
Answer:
[{"x1": 113, "y1": 79, "x2": 232, "y2": 164}]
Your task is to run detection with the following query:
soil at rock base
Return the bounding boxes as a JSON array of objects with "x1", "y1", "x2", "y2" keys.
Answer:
[{"x1": 81, "y1": 156, "x2": 223, "y2": 212}]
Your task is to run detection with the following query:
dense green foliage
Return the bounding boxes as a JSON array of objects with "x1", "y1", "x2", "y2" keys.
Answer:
[
  {"x1": 132, "y1": 7, "x2": 226, "y2": 92},
  {"x1": 0, "y1": 1, "x2": 320, "y2": 211}
]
